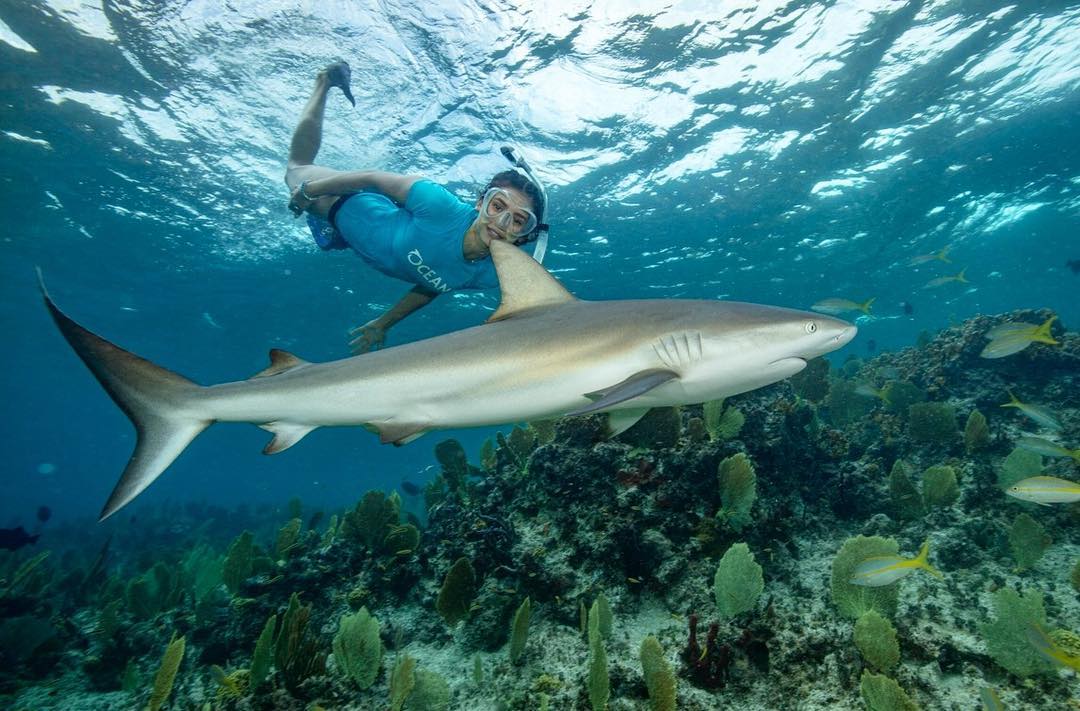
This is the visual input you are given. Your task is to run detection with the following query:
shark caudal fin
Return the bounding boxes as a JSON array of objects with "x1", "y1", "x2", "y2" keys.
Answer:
[{"x1": 38, "y1": 271, "x2": 210, "y2": 521}]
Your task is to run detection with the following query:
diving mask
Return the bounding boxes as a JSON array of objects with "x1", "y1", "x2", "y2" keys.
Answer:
[{"x1": 480, "y1": 187, "x2": 538, "y2": 238}]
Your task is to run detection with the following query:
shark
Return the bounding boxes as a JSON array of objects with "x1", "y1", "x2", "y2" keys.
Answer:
[{"x1": 41, "y1": 239, "x2": 856, "y2": 520}]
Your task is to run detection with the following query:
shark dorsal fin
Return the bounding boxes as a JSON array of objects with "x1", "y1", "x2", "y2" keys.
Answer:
[
  {"x1": 487, "y1": 238, "x2": 576, "y2": 323},
  {"x1": 253, "y1": 349, "x2": 310, "y2": 378}
]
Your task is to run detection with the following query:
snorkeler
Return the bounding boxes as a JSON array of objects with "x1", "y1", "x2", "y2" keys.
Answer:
[{"x1": 284, "y1": 62, "x2": 549, "y2": 353}]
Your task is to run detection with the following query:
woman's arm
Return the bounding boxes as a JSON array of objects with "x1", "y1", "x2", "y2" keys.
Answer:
[
  {"x1": 304, "y1": 171, "x2": 422, "y2": 205},
  {"x1": 347, "y1": 285, "x2": 439, "y2": 353}
]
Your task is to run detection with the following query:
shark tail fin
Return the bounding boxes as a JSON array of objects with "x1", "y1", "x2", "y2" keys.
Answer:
[{"x1": 38, "y1": 270, "x2": 211, "y2": 521}]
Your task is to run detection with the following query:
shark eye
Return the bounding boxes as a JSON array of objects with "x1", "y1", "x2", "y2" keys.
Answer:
[{"x1": 805, "y1": 321, "x2": 818, "y2": 334}]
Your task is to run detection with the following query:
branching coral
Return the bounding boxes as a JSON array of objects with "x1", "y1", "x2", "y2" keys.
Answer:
[
  {"x1": 274, "y1": 593, "x2": 327, "y2": 695},
  {"x1": 341, "y1": 490, "x2": 401, "y2": 553},
  {"x1": 681, "y1": 614, "x2": 730, "y2": 689}
]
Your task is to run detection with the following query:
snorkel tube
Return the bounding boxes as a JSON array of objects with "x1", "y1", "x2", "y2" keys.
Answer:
[{"x1": 500, "y1": 145, "x2": 549, "y2": 264}]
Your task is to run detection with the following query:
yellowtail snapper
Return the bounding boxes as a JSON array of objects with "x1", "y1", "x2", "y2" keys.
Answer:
[
  {"x1": 978, "y1": 686, "x2": 1005, "y2": 711},
  {"x1": 979, "y1": 316, "x2": 1058, "y2": 359},
  {"x1": 854, "y1": 383, "x2": 890, "y2": 404},
  {"x1": 1000, "y1": 390, "x2": 1061, "y2": 431},
  {"x1": 1026, "y1": 624, "x2": 1080, "y2": 673},
  {"x1": 909, "y1": 246, "x2": 951, "y2": 266},
  {"x1": 849, "y1": 539, "x2": 942, "y2": 587},
  {"x1": 923, "y1": 268, "x2": 968, "y2": 289},
  {"x1": 811, "y1": 297, "x2": 875, "y2": 316},
  {"x1": 1006, "y1": 475, "x2": 1080, "y2": 505},
  {"x1": 1017, "y1": 435, "x2": 1080, "y2": 463}
]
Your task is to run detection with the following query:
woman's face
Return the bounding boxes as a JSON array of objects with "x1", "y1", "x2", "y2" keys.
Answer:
[{"x1": 474, "y1": 186, "x2": 537, "y2": 246}]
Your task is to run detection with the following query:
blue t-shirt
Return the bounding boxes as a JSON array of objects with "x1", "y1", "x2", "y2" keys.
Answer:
[{"x1": 315, "y1": 180, "x2": 498, "y2": 293}]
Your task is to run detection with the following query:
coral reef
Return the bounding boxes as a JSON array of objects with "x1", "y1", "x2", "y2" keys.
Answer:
[{"x1": 1, "y1": 309, "x2": 1077, "y2": 710}]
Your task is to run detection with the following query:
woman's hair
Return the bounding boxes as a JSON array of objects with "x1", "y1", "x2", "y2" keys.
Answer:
[{"x1": 481, "y1": 170, "x2": 545, "y2": 235}]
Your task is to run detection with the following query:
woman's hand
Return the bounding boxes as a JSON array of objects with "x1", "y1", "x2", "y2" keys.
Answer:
[
  {"x1": 288, "y1": 182, "x2": 315, "y2": 217},
  {"x1": 348, "y1": 319, "x2": 388, "y2": 354}
]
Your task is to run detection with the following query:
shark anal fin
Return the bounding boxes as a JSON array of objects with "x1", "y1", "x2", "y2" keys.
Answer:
[
  {"x1": 370, "y1": 421, "x2": 430, "y2": 446},
  {"x1": 568, "y1": 369, "x2": 679, "y2": 416},
  {"x1": 260, "y1": 421, "x2": 317, "y2": 454},
  {"x1": 487, "y1": 238, "x2": 577, "y2": 323},
  {"x1": 253, "y1": 349, "x2": 310, "y2": 378},
  {"x1": 607, "y1": 408, "x2": 651, "y2": 437}
]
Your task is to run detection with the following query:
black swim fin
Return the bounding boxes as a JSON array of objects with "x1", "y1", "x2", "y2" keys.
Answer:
[{"x1": 326, "y1": 61, "x2": 355, "y2": 107}]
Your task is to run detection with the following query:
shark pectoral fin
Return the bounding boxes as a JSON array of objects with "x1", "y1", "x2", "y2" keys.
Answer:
[
  {"x1": 486, "y1": 238, "x2": 577, "y2": 323},
  {"x1": 252, "y1": 349, "x2": 311, "y2": 378},
  {"x1": 260, "y1": 422, "x2": 317, "y2": 454},
  {"x1": 607, "y1": 408, "x2": 651, "y2": 437},
  {"x1": 370, "y1": 421, "x2": 430, "y2": 446},
  {"x1": 568, "y1": 369, "x2": 679, "y2": 416}
]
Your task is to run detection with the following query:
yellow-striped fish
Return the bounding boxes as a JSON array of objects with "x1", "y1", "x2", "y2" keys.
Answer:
[
  {"x1": 812, "y1": 297, "x2": 875, "y2": 316},
  {"x1": 909, "y1": 246, "x2": 952, "y2": 266},
  {"x1": 1001, "y1": 390, "x2": 1061, "y2": 431},
  {"x1": 923, "y1": 268, "x2": 968, "y2": 289},
  {"x1": 849, "y1": 539, "x2": 942, "y2": 587},
  {"x1": 1018, "y1": 435, "x2": 1080, "y2": 463},
  {"x1": 979, "y1": 316, "x2": 1059, "y2": 359},
  {"x1": 979, "y1": 686, "x2": 1005, "y2": 711},
  {"x1": 1006, "y1": 475, "x2": 1080, "y2": 505},
  {"x1": 1026, "y1": 624, "x2": 1080, "y2": 673},
  {"x1": 855, "y1": 383, "x2": 891, "y2": 404}
]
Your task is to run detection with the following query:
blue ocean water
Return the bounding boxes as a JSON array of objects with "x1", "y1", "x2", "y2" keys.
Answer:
[{"x1": 1, "y1": 0, "x2": 1078, "y2": 527}]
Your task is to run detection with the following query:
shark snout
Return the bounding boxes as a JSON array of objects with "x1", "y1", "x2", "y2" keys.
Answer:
[
  {"x1": 835, "y1": 325, "x2": 857, "y2": 347},
  {"x1": 798, "y1": 322, "x2": 857, "y2": 361}
]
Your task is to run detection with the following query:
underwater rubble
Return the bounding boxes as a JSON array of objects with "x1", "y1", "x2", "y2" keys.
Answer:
[{"x1": 2, "y1": 308, "x2": 1078, "y2": 710}]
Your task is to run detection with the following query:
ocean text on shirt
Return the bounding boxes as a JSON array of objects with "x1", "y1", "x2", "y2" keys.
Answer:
[{"x1": 407, "y1": 249, "x2": 453, "y2": 293}]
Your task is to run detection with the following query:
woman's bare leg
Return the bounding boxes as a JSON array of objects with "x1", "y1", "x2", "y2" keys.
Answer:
[
  {"x1": 287, "y1": 70, "x2": 331, "y2": 170},
  {"x1": 284, "y1": 69, "x2": 351, "y2": 218}
]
